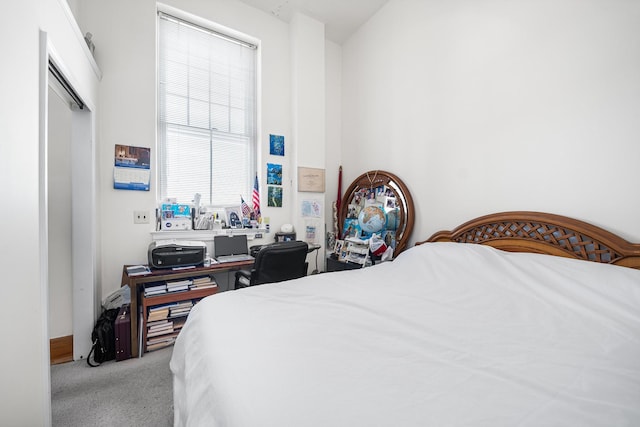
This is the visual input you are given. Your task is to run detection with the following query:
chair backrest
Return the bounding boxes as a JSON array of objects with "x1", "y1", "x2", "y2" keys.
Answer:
[{"x1": 251, "y1": 240, "x2": 309, "y2": 285}]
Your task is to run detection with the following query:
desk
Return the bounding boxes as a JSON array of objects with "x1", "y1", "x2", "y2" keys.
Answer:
[{"x1": 121, "y1": 260, "x2": 253, "y2": 357}]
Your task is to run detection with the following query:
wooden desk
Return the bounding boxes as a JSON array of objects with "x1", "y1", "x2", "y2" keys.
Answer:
[{"x1": 121, "y1": 260, "x2": 253, "y2": 357}]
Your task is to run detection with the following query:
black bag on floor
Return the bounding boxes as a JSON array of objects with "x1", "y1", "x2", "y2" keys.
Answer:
[{"x1": 87, "y1": 308, "x2": 119, "y2": 367}]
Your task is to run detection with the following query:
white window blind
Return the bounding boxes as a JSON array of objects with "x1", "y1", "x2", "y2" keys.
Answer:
[{"x1": 158, "y1": 12, "x2": 257, "y2": 205}]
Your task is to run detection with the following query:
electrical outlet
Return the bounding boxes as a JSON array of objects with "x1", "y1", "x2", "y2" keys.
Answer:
[{"x1": 134, "y1": 210, "x2": 150, "y2": 224}]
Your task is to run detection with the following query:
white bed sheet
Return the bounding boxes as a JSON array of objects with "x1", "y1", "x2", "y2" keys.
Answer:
[{"x1": 170, "y1": 242, "x2": 640, "y2": 426}]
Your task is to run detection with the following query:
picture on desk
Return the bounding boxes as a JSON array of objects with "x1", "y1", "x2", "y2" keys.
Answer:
[{"x1": 224, "y1": 206, "x2": 244, "y2": 228}]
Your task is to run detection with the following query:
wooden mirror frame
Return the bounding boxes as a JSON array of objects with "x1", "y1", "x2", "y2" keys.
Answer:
[{"x1": 338, "y1": 170, "x2": 415, "y2": 255}]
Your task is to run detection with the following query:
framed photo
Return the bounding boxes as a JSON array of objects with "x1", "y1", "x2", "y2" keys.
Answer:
[
  {"x1": 269, "y1": 134, "x2": 285, "y2": 156},
  {"x1": 297, "y1": 167, "x2": 325, "y2": 192},
  {"x1": 267, "y1": 186, "x2": 283, "y2": 207},
  {"x1": 385, "y1": 196, "x2": 397, "y2": 210},
  {"x1": 338, "y1": 245, "x2": 349, "y2": 262},
  {"x1": 224, "y1": 206, "x2": 243, "y2": 228},
  {"x1": 267, "y1": 163, "x2": 283, "y2": 185},
  {"x1": 334, "y1": 239, "x2": 344, "y2": 255}
]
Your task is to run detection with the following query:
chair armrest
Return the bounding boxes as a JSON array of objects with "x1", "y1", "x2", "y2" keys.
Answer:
[{"x1": 234, "y1": 269, "x2": 252, "y2": 289}]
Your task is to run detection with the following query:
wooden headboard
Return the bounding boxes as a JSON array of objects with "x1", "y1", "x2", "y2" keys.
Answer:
[{"x1": 417, "y1": 211, "x2": 640, "y2": 270}]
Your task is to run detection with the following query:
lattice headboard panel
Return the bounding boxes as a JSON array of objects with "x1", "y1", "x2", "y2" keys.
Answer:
[{"x1": 418, "y1": 211, "x2": 640, "y2": 270}]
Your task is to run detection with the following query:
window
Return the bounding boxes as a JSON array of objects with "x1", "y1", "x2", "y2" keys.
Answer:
[{"x1": 157, "y1": 11, "x2": 257, "y2": 205}]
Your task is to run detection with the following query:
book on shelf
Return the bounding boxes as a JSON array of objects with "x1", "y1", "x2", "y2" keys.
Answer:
[
  {"x1": 146, "y1": 331, "x2": 180, "y2": 351},
  {"x1": 147, "y1": 309, "x2": 170, "y2": 322},
  {"x1": 191, "y1": 276, "x2": 217, "y2": 288},
  {"x1": 173, "y1": 317, "x2": 187, "y2": 331},
  {"x1": 190, "y1": 282, "x2": 217, "y2": 290},
  {"x1": 144, "y1": 282, "x2": 167, "y2": 296},
  {"x1": 146, "y1": 340, "x2": 176, "y2": 352},
  {"x1": 192, "y1": 275, "x2": 214, "y2": 283},
  {"x1": 166, "y1": 279, "x2": 192, "y2": 293},
  {"x1": 172, "y1": 301, "x2": 194, "y2": 309},
  {"x1": 127, "y1": 265, "x2": 152, "y2": 276},
  {"x1": 148, "y1": 320, "x2": 173, "y2": 331},
  {"x1": 147, "y1": 327, "x2": 174, "y2": 338},
  {"x1": 166, "y1": 285, "x2": 189, "y2": 293},
  {"x1": 168, "y1": 310, "x2": 191, "y2": 320},
  {"x1": 147, "y1": 331, "x2": 179, "y2": 345},
  {"x1": 148, "y1": 302, "x2": 179, "y2": 311}
]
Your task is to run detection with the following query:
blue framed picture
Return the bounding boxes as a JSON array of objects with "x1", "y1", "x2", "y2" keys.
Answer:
[
  {"x1": 269, "y1": 134, "x2": 285, "y2": 156},
  {"x1": 267, "y1": 163, "x2": 282, "y2": 185}
]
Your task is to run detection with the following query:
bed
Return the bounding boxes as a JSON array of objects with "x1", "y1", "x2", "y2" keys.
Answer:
[{"x1": 170, "y1": 211, "x2": 640, "y2": 426}]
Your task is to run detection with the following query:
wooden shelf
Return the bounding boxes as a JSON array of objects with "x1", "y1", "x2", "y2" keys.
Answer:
[
  {"x1": 122, "y1": 259, "x2": 254, "y2": 358},
  {"x1": 142, "y1": 287, "x2": 217, "y2": 308},
  {"x1": 141, "y1": 285, "x2": 218, "y2": 353}
]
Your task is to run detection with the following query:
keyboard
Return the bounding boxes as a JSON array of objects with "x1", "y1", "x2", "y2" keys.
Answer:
[{"x1": 215, "y1": 254, "x2": 254, "y2": 263}]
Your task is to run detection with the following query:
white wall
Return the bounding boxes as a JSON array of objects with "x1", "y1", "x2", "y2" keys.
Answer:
[
  {"x1": 0, "y1": 0, "x2": 99, "y2": 424},
  {"x1": 0, "y1": 2, "x2": 47, "y2": 424},
  {"x1": 79, "y1": 0, "x2": 312, "y2": 296},
  {"x1": 290, "y1": 13, "x2": 327, "y2": 266},
  {"x1": 341, "y1": 0, "x2": 640, "y2": 243},
  {"x1": 325, "y1": 40, "x2": 342, "y2": 236}
]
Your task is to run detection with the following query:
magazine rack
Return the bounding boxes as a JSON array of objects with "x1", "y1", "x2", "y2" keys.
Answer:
[{"x1": 337, "y1": 170, "x2": 415, "y2": 256}]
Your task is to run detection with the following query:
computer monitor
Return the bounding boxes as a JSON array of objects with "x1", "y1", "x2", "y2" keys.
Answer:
[{"x1": 213, "y1": 235, "x2": 249, "y2": 257}]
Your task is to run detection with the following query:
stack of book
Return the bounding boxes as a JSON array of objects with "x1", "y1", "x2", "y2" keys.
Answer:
[
  {"x1": 190, "y1": 276, "x2": 218, "y2": 289},
  {"x1": 126, "y1": 265, "x2": 151, "y2": 276},
  {"x1": 147, "y1": 304, "x2": 171, "y2": 322},
  {"x1": 146, "y1": 303, "x2": 178, "y2": 352},
  {"x1": 166, "y1": 279, "x2": 192, "y2": 293},
  {"x1": 169, "y1": 300, "x2": 194, "y2": 319},
  {"x1": 147, "y1": 319, "x2": 173, "y2": 338},
  {"x1": 146, "y1": 328, "x2": 179, "y2": 351},
  {"x1": 173, "y1": 317, "x2": 188, "y2": 333},
  {"x1": 144, "y1": 282, "x2": 167, "y2": 297}
]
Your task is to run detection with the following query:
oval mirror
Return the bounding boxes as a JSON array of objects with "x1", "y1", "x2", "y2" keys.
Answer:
[{"x1": 338, "y1": 170, "x2": 415, "y2": 256}]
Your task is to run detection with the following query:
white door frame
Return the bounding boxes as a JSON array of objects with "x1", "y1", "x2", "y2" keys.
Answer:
[{"x1": 40, "y1": 32, "x2": 98, "y2": 363}]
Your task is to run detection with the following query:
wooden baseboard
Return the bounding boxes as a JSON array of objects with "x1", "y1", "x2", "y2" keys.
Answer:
[{"x1": 50, "y1": 335, "x2": 73, "y2": 365}]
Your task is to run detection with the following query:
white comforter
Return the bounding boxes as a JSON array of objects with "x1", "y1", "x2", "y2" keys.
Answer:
[{"x1": 170, "y1": 242, "x2": 640, "y2": 426}]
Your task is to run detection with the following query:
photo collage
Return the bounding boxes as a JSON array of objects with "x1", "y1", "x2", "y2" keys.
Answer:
[{"x1": 336, "y1": 185, "x2": 400, "y2": 262}]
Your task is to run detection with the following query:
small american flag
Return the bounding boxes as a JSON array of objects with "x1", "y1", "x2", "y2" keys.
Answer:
[
  {"x1": 240, "y1": 196, "x2": 251, "y2": 217},
  {"x1": 252, "y1": 175, "x2": 261, "y2": 221}
]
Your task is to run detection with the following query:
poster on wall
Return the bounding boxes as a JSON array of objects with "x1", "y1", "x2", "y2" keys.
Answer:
[
  {"x1": 267, "y1": 186, "x2": 283, "y2": 207},
  {"x1": 269, "y1": 134, "x2": 285, "y2": 156},
  {"x1": 113, "y1": 144, "x2": 150, "y2": 191},
  {"x1": 301, "y1": 200, "x2": 322, "y2": 217},
  {"x1": 267, "y1": 163, "x2": 283, "y2": 185}
]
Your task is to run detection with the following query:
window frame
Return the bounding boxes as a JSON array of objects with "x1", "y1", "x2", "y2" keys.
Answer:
[{"x1": 156, "y1": 9, "x2": 258, "y2": 207}]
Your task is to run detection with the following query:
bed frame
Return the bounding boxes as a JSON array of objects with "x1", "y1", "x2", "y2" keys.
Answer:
[{"x1": 418, "y1": 211, "x2": 640, "y2": 270}]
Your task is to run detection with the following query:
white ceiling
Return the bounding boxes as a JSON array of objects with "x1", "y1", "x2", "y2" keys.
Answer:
[{"x1": 237, "y1": 0, "x2": 389, "y2": 44}]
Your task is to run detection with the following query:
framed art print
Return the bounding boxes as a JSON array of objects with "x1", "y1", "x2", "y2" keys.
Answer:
[{"x1": 269, "y1": 134, "x2": 285, "y2": 156}]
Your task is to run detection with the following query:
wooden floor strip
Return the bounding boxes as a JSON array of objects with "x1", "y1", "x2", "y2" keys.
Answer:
[{"x1": 50, "y1": 335, "x2": 73, "y2": 365}]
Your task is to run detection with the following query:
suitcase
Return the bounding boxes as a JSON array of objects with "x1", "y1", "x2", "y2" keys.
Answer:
[{"x1": 114, "y1": 304, "x2": 132, "y2": 361}]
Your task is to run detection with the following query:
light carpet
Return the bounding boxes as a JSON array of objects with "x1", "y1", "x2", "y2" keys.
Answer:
[{"x1": 51, "y1": 346, "x2": 174, "y2": 427}]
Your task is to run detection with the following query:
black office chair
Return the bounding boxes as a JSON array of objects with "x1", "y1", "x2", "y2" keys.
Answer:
[{"x1": 234, "y1": 241, "x2": 309, "y2": 289}]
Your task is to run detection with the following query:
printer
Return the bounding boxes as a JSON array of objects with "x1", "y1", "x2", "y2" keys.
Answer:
[{"x1": 148, "y1": 240, "x2": 206, "y2": 269}]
